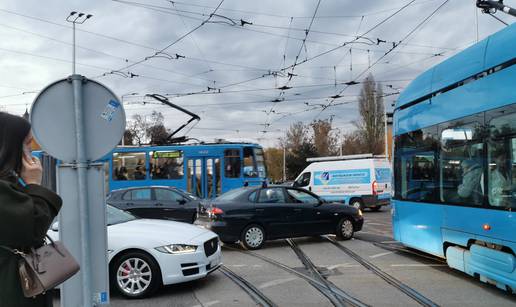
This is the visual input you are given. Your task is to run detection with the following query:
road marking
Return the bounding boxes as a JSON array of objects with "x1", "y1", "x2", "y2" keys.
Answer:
[
  {"x1": 226, "y1": 264, "x2": 263, "y2": 268},
  {"x1": 227, "y1": 264, "x2": 246, "y2": 268},
  {"x1": 258, "y1": 277, "x2": 297, "y2": 289},
  {"x1": 369, "y1": 251, "x2": 394, "y2": 259},
  {"x1": 390, "y1": 264, "x2": 447, "y2": 267},
  {"x1": 192, "y1": 300, "x2": 220, "y2": 307},
  {"x1": 326, "y1": 263, "x2": 361, "y2": 270}
]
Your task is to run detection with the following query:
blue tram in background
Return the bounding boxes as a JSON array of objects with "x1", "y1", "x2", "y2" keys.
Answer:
[
  {"x1": 36, "y1": 142, "x2": 268, "y2": 199},
  {"x1": 392, "y1": 22, "x2": 516, "y2": 291},
  {"x1": 108, "y1": 142, "x2": 267, "y2": 198}
]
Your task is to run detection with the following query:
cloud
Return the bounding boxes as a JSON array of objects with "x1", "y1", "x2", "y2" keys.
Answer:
[{"x1": 0, "y1": 0, "x2": 506, "y2": 148}]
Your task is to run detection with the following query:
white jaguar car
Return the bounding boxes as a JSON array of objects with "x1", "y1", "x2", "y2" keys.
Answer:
[{"x1": 48, "y1": 205, "x2": 221, "y2": 298}]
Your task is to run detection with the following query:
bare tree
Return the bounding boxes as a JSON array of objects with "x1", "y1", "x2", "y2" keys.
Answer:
[
  {"x1": 311, "y1": 118, "x2": 338, "y2": 156},
  {"x1": 147, "y1": 111, "x2": 169, "y2": 144},
  {"x1": 127, "y1": 114, "x2": 149, "y2": 145},
  {"x1": 122, "y1": 129, "x2": 135, "y2": 145},
  {"x1": 280, "y1": 122, "x2": 317, "y2": 179},
  {"x1": 354, "y1": 73, "x2": 385, "y2": 154},
  {"x1": 126, "y1": 111, "x2": 170, "y2": 145},
  {"x1": 280, "y1": 121, "x2": 308, "y2": 151},
  {"x1": 340, "y1": 130, "x2": 366, "y2": 155},
  {"x1": 264, "y1": 147, "x2": 284, "y2": 182}
]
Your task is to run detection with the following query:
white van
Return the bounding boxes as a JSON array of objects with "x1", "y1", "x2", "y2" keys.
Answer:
[{"x1": 292, "y1": 154, "x2": 391, "y2": 211}]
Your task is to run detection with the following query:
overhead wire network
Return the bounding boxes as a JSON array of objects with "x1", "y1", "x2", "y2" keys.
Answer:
[
  {"x1": 0, "y1": 0, "x2": 474, "y2": 142},
  {"x1": 310, "y1": 0, "x2": 451, "y2": 121}
]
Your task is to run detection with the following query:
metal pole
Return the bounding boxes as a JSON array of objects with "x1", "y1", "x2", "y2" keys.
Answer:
[
  {"x1": 283, "y1": 147, "x2": 286, "y2": 182},
  {"x1": 72, "y1": 22, "x2": 76, "y2": 74},
  {"x1": 384, "y1": 101, "x2": 388, "y2": 159},
  {"x1": 72, "y1": 74, "x2": 93, "y2": 307}
]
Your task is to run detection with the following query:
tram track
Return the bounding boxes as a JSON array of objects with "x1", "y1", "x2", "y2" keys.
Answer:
[
  {"x1": 286, "y1": 238, "x2": 348, "y2": 307},
  {"x1": 322, "y1": 236, "x2": 440, "y2": 307},
  {"x1": 219, "y1": 265, "x2": 277, "y2": 307},
  {"x1": 355, "y1": 238, "x2": 447, "y2": 264},
  {"x1": 222, "y1": 245, "x2": 370, "y2": 307}
]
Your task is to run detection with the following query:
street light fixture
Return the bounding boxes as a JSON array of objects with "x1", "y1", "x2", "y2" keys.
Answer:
[{"x1": 66, "y1": 11, "x2": 93, "y2": 74}]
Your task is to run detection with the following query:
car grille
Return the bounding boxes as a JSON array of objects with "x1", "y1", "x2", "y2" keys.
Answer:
[{"x1": 204, "y1": 237, "x2": 218, "y2": 257}]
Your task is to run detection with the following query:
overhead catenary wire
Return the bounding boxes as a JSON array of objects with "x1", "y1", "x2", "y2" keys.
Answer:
[
  {"x1": 95, "y1": 0, "x2": 226, "y2": 79},
  {"x1": 312, "y1": 0, "x2": 451, "y2": 120}
]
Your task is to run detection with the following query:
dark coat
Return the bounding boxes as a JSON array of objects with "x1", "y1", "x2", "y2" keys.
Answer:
[{"x1": 0, "y1": 179, "x2": 62, "y2": 307}]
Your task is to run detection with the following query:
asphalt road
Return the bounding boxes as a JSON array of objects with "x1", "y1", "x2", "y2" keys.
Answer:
[{"x1": 54, "y1": 206, "x2": 516, "y2": 306}]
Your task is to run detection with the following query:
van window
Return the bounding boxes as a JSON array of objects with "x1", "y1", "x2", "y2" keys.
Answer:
[{"x1": 294, "y1": 172, "x2": 311, "y2": 187}]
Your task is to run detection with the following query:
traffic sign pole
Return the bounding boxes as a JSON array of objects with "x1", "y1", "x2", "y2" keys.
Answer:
[{"x1": 71, "y1": 74, "x2": 93, "y2": 307}]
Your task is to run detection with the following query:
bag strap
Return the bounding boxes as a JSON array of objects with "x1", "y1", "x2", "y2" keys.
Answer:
[{"x1": 0, "y1": 245, "x2": 27, "y2": 256}]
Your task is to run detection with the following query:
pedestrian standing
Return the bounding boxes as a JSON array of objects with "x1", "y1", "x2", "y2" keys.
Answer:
[{"x1": 0, "y1": 112, "x2": 62, "y2": 307}]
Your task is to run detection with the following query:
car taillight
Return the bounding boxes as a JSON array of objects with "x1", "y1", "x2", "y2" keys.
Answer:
[
  {"x1": 208, "y1": 207, "x2": 224, "y2": 216},
  {"x1": 372, "y1": 180, "x2": 378, "y2": 196}
]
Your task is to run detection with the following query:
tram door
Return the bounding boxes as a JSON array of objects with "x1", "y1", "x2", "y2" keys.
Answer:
[{"x1": 187, "y1": 158, "x2": 221, "y2": 198}]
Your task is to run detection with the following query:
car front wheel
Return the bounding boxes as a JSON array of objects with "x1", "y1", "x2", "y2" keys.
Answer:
[
  {"x1": 111, "y1": 251, "x2": 161, "y2": 298},
  {"x1": 336, "y1": 217, "x2": 354, "y2": 240},
  {"x1": 240, "y1": 224, "x2": 266, "y2": 250}
]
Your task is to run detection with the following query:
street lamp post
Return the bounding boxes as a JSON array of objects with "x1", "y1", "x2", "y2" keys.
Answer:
[{"x1": 66, "y1": 12, "x2": 92, "y2": 74}]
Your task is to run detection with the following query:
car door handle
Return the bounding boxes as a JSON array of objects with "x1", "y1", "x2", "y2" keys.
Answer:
[
  {"x1": 156, "y1": 203, "x2": 164, "y2": 206},
  {"x1": 255, "y1": 208, "x2": 265, "y2": 212},
  {"x1": 316, "y1": 211, "x2": 321, "y2": 215},
  {"x1": 127, "y1": 202, "x2": 134, "y2": 206},
  {"x1": 293, "y1": 208, "x2": 302, "y2": 212}
]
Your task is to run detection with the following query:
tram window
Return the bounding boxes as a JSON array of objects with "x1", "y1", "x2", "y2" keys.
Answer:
[
  {"x1": 112, "y1": 152, "x2": 146, "y2": 181},
  {"x1": 439, "y1": 119, "x2": 484, "y2": 206},
  {"x1": 486, "y1": 108, "x2": 516, "y2": 209},
  {"x1": 150, "y1": 150, "x2": 184, "y2": 179},
  {"x1": 398, "y1": 153, "x2": 437, "y2": 202},
  {"x1": 394, "y1": 127, "x2": 438, "y2": 202},
  {"x1": 244, "y1": 147, "x2": 258, "y2": 177},
  {"x1": 225, "y1": 149, "x2": 241, "y2": 178}
]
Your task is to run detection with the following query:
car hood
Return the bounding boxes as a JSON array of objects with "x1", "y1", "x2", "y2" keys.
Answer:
[{"x1": 109, "y1": 219, "x2": 213, "y2": 244}]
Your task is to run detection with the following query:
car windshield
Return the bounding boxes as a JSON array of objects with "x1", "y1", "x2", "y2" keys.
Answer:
[
  {"x1": 180, "y1": 190, "x2": 199, "y2": 200},
  {"x1": 215, "y1": 188, "x2": 249, "y2": 201},
  {"x1": 107, "y1": 205, "x2": 137, "y2": 225}
]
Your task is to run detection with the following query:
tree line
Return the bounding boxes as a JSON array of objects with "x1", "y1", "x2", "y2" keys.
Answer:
[{"x1": 265, "y1": 74, "x2": 387, "y2": 182}]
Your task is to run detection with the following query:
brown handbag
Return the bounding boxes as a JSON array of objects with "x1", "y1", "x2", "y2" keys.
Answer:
[{"x1": 0, "y1": 236, "x2": 80, "y2": 298}]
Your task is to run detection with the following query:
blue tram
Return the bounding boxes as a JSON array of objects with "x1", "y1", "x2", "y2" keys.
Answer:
[{"x1": 392, "y1": 22, "x2": 516, "y2": 291}]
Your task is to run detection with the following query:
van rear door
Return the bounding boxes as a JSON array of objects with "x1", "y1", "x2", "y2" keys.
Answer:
[{"x1": 373, "y1": 160, "x2": 391, "y2": 199}]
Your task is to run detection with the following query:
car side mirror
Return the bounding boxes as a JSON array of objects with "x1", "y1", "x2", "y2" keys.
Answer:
[
  {"x1": 178, "y1": 199, "x2": 187, "y2": 205},
  {"x1": 51, "y1": 221, "x2": 59, "y2": 231},
  {"x1": 315, "y1": 200, "x2": 324, "y2": 207}
]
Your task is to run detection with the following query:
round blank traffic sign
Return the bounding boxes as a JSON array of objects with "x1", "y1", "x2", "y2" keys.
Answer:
[{"x1": 30, "y1": 76, "x2": 126, "y2": 162}]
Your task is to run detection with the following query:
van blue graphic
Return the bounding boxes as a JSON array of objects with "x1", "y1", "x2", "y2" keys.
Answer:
[{"x1": 314, "y1": 169, "x2": 370, "y2": 185}]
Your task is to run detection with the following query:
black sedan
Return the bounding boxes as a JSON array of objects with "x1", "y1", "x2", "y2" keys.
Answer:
[
  {"x1": 205, "y1": 186, "x2": 364, "y2": 249},
  {"x1": 107, "y1": 186, "x2": 200, "y2": 223}
]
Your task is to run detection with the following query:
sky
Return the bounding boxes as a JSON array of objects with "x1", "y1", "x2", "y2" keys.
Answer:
[{"x1": 0, "y1": 0, "x2": 510, "y2": 147}]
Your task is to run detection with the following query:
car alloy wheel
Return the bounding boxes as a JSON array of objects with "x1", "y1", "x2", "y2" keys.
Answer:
[
  {"x1": 241, "y1": 224, "x2": 265, "y2": 250},
  {"x1": 117, "y1": 257, "x2": 152, "y2": 296},
  {"x1": 337, "y1": 217, "x2": 354, "y2": 240},
  {"x1": 112, "y1": 251, "x2": 161, "y2": 298}
]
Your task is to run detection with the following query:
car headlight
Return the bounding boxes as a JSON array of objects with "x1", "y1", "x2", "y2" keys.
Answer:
[
  {"x1": 358, "y1": 209, "x2": 363, "y2": 217},
  {"x1": 155, "y1": 244, "x2": 198, "y2": 254}
]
